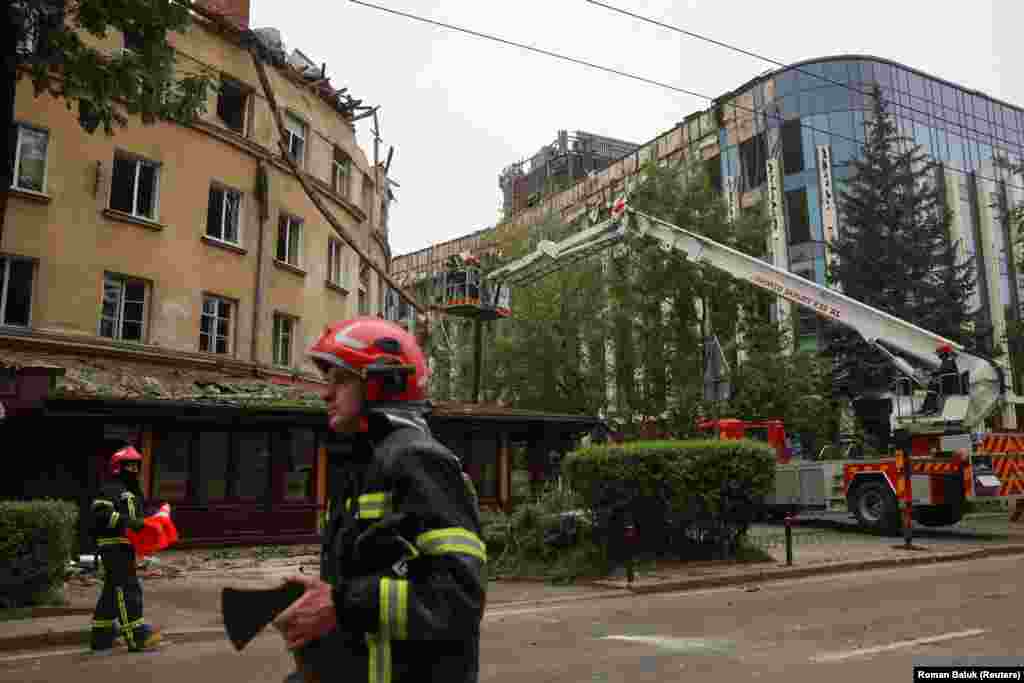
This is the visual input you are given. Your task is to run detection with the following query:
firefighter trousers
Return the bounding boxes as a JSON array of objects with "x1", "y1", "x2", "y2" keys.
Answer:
[{"x1": 91, "y1": 544, "x2": 147, "y2": 649}]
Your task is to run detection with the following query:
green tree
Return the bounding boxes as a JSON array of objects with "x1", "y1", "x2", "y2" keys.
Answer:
[
  {"x1": 487, "y1": 212, "x2": 609, "y2": 414},
  {"x1": 4, "y1": 0, "x2": 215, "y2": 237},
  {"x1": 829, "y1": 86, "x2": 977, "y2": 447}
]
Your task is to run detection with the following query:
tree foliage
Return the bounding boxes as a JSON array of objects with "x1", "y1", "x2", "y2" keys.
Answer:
[
  {"x1": 10, "y1": 0, "x2": 215, "y2": 135},
  {"x1": 829, "y1": 86, "x2": 977, "y2": 398},
  {"x1": 481, "y1": 158, "x2": 839, "y2": 448}
]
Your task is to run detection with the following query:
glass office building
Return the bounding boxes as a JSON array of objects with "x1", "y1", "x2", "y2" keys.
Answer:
[{"x1": 712, "y1": 55, "x2": 1024, "y2": 356}]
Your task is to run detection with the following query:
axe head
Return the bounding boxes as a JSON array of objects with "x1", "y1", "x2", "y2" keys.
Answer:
[{"x1": 221, "y1": 581, "x2": 306, "y2": 652}]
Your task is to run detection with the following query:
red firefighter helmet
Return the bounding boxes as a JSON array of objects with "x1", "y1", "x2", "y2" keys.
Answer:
[
  {"x1": 308, "y1": 317, "x2": 430, "y2": 403},
  {"x1": 110, "y1": 446, "x2": 143, "y2": 476}
]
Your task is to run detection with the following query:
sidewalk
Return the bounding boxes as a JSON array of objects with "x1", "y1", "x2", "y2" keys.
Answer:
[{"x1": 4, "y1": 520, "x2": 1024, "y2": 656}]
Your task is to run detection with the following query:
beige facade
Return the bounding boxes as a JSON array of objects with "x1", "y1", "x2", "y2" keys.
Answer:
[{"x1": 3, "y1": 9, "x2": 392, "y2": 380}]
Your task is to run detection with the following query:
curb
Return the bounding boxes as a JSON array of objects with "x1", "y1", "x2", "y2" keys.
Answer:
[
  {"x1": 0, "y1": 626, "x2": 231, "y2": 656},
  {"x1": 599, "y1": 543, "x2": 1024, "y2": 595}
]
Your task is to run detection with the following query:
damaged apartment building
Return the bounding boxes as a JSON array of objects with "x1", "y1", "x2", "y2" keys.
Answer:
[{"x1": 1, "y1": 0, "x2": 397, "y2": 548}]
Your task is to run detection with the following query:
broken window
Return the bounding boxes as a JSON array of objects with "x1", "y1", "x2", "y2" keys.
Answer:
[
  {"x1": 100, "y1": 273, "x2": 147, "y2": 342},
  {"x1": 110, "y1": 153, "x2": 159, "y2": 220},
  {"x1": 0, "y1": 255, "x2": 33, "y2": 327},
  {"x1": 207, "y1": 184, "x2": 242, "y2": 244},
  {"x1": 785, "y1": 189, "x2": 811, "y2": 244},
  {"x1": 739, "y1": 133, "x2": 768, "y2": 189},
  {"x1": 277, "y1": 214, "x2": 303, "y2": 266},
  {"x1": 200, "y1": 295, "x2": 233, "y2": 354},
  {"x1": 781, "y1": 119, "x2": 804, "y2": 175},
  {"x1": 358, "y1": 289, "x2": 368, "y2": 316},
  {"x1": 332, "y1": 146, "x2": 351, "y2": 198},
  {"x1": 284, "y1": 112, "x2": 306, "y2": 166},
  {"x1": 217, "y1": 78, "x2": 248, "y2": 134}
]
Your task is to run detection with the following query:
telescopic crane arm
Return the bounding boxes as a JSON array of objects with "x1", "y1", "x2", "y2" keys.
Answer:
[{"x1": 487, "y1": 205, "x2": 1008, "y2": 431}]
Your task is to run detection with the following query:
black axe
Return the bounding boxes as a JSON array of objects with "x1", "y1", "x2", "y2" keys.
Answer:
[{"x1": 221, "y1": 581, "x2": 322, "y2": 683}]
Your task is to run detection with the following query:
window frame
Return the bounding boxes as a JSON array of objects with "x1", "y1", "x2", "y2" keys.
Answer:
[
  {"x1": 98, "y1": 272, "x2": 148, "y2": 343},
  {"x1": 276, "y1": 213, "x2": 303, "y2": 267},
  {"x1": 199, "y1": 293, "x2": 235, "y2": 356},
  {"x1": 332, "y1": 146, "x2": 351, "y2": 198},
  {"x1": 327, "y1": 237, "x2": 344, "y2": 286},
  {"x1": 0, "y1": 254, "x2": 35, "y2": 327},
  {"x1": 272, "y1": 312, "x2": 297, "y2": 367},
  {"x1": 109, "y1": 152, "x2": 161, "y2": 221},
  {"x1": 284, "y1": 112, "x2": 307, "y2": 167},
  {"x1": 206, "y1": 183, "x2": 244, "y2": 245},
  {"x1": 216, "y1": 76, "x2": 250, "y2": 136},
  {"x1": 10, "y1": 123, "x2": 49, "y2": 194}
]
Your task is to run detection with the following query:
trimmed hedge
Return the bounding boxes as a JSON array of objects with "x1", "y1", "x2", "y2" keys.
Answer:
[
  {"x1": 563, "y1": 439, "x2": 775, "y2": 510},
  {"x1": 562, "y1": 439, "x2": 776, "y2": 557},
  {"x1": 0, "y1": 499, "x2": 78, "y2": 608}
]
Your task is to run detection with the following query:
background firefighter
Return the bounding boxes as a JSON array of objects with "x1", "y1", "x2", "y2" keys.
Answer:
[
  {"x1": 88, "y1": 445, "x2": 162, "y2": 653},
  {"x1": 273, "y1": 317, "x2": 486, "y2": 683}
]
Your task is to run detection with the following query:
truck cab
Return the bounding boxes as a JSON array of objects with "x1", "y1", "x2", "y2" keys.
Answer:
[{"x1": 696, "y1": 418, "x2": 790, "y2": 463}]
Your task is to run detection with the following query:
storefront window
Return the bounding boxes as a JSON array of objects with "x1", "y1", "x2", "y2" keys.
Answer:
[
  {"x1": 198, "y1": 431, "x2": 230, "y2": 502},
  {"x1": 153, "y1": 431, "x2": 191, "y2": 501},
  {"x1": 280, "y1": 429, "x2": 317, "y2": 501},
  {"x1": 235, "y1": 432, "x2": 271, "y2": 500}
]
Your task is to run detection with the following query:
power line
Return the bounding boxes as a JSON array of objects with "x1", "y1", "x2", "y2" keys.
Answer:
[
  {"x1": 348, "y1": 1, "x2": 709, "y2": 99},
  {"x1": 349, "y1": 1, "x2": 1023, "y2": 194},
  {"x1": 587, "y1": 0, "x2": 1024, "y2": 156}
]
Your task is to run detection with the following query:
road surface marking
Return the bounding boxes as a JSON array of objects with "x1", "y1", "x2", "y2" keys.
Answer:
[
  {"x1": 811, "y1": 628, "x2": 989, "y2": 662},
  {"x1": 602, "y1": 635, "x2": 736, "y2": 655}
]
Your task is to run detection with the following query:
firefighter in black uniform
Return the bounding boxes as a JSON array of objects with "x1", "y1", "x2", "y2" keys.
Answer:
[
  {"x1": 89, "y1": 445, "x2": 162, "y2": 653},
  {"x1": 273, "y1": 317, "x2": 486, "y2": 683}
]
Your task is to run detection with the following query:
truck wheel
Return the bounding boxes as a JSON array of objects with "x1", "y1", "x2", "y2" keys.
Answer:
[
  {"x1": 851, "y1": 481, "x2": 900, "y2": 533},
  {"x1": 914, "y1": 505, "x2": 964, "y2": 527}
]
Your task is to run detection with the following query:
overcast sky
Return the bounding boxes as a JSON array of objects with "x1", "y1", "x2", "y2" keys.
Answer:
[{"x1": 248, "y1": 1, "x2": 1024, "y2": 258}]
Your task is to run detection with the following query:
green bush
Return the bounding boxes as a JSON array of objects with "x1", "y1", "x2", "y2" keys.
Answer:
[
  {"x1": 562, "y1": 439, "x2": 775, "y2": 559},
  {"x1": 562, "y1": 438, "x2": 776, "y2": 515},
  {"x1": 0, "y1": 499, "x2": 78, "y2": 608}
]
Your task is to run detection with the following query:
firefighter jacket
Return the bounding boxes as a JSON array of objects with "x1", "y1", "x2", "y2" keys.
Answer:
[
  {"x1": 91, "y1": 479, "x2": 146, "y2": 551},
  {"x1": 306, "y1": 409, "x2": 486, "y2": 683}
]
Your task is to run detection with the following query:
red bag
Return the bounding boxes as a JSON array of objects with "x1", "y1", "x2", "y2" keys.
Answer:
[{"x1": 127, "y1": 504, "x2": 179, "y2": 558}]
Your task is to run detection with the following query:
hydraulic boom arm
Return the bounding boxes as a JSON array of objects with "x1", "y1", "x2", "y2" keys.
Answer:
[{"x1": 488, "y1": 206, "x2": 1006, "y2": 430}]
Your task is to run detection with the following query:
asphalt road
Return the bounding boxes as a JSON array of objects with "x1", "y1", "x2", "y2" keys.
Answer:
[{"x1": 1, "y1": 553, "x2": 1019, "y2": 682}]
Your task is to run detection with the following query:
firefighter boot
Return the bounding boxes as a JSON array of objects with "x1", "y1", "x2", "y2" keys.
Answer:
[
  {"x1": 126, "y1": 623, "x2": 162, "y2": 652},
  {"x1": 89, "y1": 620, "x2": 119, "y2": 655}
]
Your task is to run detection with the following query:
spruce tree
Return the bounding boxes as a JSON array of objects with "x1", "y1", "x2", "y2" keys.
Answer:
[{"x1": 829, "y1": 86, "x2": 977, "y2": 445}]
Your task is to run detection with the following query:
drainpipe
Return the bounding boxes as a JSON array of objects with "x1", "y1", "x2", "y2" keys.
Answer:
[{"x1": 251, "y1": 161, "x2": 269, "y2": 364}]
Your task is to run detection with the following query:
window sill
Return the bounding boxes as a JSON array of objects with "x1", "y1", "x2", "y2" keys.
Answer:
[
  {"x1": 325, "y1": 280, "x2": 349, "y2": 296},
  {"x1": 8, "y1": 187, "x2": 52, "y2": 204},
  {"x1": 202, "y1": 235, "x2": 248, "y2": 255},
  {"x1": 103, "y1": 208, "x2": 164, "y2": 231},
  {"x1": 274, "y1": 260, "x2": 307, "y2": 277}
]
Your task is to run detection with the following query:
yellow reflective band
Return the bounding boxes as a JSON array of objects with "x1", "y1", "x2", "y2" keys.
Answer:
[
  {"x1": 366, "y1": 633, "x2": 392, "y2": 683},
  {"x1": 92, "y1": 619, "x2": 117, "y2": 629},
  {"x1": 116, "y1": 589, "x2": 135, "y2": 649},
  {"x1": 415, "y1": 528, "x2": 487, "y2": 562},
  {"x1": 379, "y1": 577, "x2": 409, "y2": 641},
  {"x1": 121, "y1": 618, "x2": 144, "y2": 631},
  {"x1": 355, "y1": 492, "x2": 393, "y2": 520},
  {"x1": 108, "y1": 511, "x2": 120, "y2": 528},
  {"x1": 97, "y1": 537, "x2": 131, "y2": 546},
  {"x1": 123, "y1": 493, "x2": 137, "y2": 520},
  {"x1": 92, "y1": 499, "x2": 114, "y2": 509}
]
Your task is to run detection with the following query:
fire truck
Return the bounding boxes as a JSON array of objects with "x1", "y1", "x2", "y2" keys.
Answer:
[{"x1": 488, "y1": 202, "x2": 1024, "y2": 532}]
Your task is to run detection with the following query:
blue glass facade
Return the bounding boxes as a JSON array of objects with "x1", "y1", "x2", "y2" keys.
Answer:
[{"x1": 718, "y1": 56, "x2": 1024, "y2": 351}]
